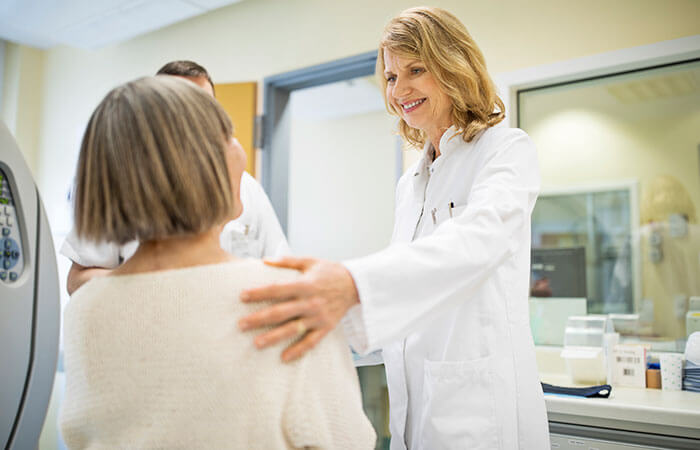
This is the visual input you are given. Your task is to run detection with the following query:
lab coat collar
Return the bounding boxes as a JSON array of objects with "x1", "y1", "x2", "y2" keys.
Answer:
[
  {"x1": 435, "y1": 125, "x2": 462, "y2": 158},
  {"x1": 413, "y1": 125, "x2": 462, "y2": 177}
]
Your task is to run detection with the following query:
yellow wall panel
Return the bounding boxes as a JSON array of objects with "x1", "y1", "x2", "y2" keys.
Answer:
[{"x1": 215, "y1": 82, "x2": 257, "y2": 176}]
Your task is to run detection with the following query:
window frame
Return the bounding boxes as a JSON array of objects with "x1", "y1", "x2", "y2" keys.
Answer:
[{"x1": 536, "y1": 180, "x2": 641, "y2": 313}]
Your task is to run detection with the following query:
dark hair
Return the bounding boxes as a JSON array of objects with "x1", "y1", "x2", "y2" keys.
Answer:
[{"x1": 156, "y1": 60, "x2": 215, "y2": 94}]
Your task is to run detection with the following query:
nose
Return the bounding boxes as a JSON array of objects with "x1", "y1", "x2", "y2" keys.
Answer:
[{"x1": 393, "y1": 76, "x2": 411, "y2": 98}]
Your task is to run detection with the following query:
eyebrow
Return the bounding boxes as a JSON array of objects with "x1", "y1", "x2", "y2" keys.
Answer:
[{"x1": 385, "y1": 61, "x2": 422, "y2": 75}]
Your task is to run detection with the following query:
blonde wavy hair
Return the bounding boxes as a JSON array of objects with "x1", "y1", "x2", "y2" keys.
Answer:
[{"x1": 377, "y1": 7, "x2": 505, "y2": 147}]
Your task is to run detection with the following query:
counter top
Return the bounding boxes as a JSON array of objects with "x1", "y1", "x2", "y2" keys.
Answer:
[{"x1": 541, "y1": 373, "x2": 700, "y2": 439}]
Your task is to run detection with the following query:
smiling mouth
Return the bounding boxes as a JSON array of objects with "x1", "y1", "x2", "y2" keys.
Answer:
[{"x1": 401, "y1": 98, "x2": 426, "y2": 113}]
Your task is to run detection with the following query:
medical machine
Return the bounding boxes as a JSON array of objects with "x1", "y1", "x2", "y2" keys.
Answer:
[
  {"x1": 0, "y1": 121, "x2": 60, "y2": 449},
  {"x1": 530, "y1": 246, "x2": 587, "y2": 298}
]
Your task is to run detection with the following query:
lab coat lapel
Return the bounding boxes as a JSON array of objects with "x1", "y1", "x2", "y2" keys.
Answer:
[{"x1": 394, "y1": 145, "x2": 431, "y2": 244}]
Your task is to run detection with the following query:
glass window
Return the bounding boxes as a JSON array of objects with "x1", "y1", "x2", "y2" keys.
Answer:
[
  {"x1": 520, "y1": 59, "x2": 700, "y2": 352},
  {"x1": 532, "y1": 187, "x2": 634, "y2": 314}
]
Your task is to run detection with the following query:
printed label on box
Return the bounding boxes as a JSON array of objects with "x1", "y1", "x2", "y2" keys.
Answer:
[{"x1": 612, "y1": 345, "x2": 646, "y2": 387}]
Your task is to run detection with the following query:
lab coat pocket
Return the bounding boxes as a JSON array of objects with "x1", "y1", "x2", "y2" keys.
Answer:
[{"x1": 420, "y1": 357, "x2": 501, "y2": 450}]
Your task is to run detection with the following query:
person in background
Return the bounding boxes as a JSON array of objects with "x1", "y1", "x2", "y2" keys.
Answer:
[
  {"x1": 639, "y1": 175, "x2": 700, "y2": 339},
  {"x1": 61, "y1": 60, "x2": 289, "y2": 295},
  {"x1": 238, "y1": 7, "x2": 550, "y2": 449},
  {"x1": 58, "y1": 76, "x2": 376, "y2": 449}
]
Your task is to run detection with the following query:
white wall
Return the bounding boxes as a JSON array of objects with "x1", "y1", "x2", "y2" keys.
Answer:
[{"x1": 288, "y1": 80, "x2": 397, "y2": 260}]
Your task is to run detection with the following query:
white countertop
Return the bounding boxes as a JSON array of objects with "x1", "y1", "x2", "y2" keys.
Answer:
[{"x1": 541, "y1": 373, "x2": 700, "y2": 439}]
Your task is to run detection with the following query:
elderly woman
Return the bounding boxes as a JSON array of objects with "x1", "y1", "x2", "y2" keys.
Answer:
[
  {"x1": 58, "y1": 76, "x2": 375, "y2": 449},
  {"x1": 240, "y1": 7, "x2": 550, "y2": 449}
]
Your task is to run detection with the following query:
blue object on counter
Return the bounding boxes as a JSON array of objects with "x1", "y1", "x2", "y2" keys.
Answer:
[
  {"x1": 541, "y1": 382, "x2": 612, "y2": 398},
  {"x1": 647, "y1": 362, "x2": 660, "y2": 370}
]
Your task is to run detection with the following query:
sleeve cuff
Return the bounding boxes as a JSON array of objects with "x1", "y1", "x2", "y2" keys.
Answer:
[
  {"x1": 341, "y1": 304, "x2": 370, "y2": 355},
  {"x1": 341, "y1": 257, "x2": 387, "y2": 355},
  {"x1": 59, "y1": 232, "x2": 121, "y2": 269}
]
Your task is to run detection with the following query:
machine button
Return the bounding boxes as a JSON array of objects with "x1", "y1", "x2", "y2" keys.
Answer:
[
  {"x1": 11, "y1": 250, "x2": 19, "y2": 259},
  {"x1": 9, "y1": 272, "x2": 17, "y2": 281},
  {"x1": 0, "y1": 272, "x2": 6, "y2": 281},
  {"x1": 3, "y1": 205, "x2": 10, "y2": 215},
  {"x1": 2, "y1": 228, "x2": 9, "y2": 236},
  {"x1": 3, "y1": 239, "x2": 10, "y2": 249},
  {"x1": 4, "y1": 250, "x2": 10, "y2": 258},
  {"x1": 0, "y1": 216, "x2": 4, "y2": 226},
  {"x1": 3, "y1": 259, "x2": 10, "y2": 269},
  {"x1": 6, "y1": 215, "x2": 12, "y2": 226}
]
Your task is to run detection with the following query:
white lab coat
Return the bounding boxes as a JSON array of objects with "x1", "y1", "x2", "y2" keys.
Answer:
[
  {"x1": 344, "y1": 125, "x2": 550, "y2": 449},
  {"x1": 61, "y1": 172, "x2": 290, "y2": 267}
]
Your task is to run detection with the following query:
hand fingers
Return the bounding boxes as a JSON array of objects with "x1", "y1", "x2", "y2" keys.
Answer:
[
  {"x1": 240, "y1": 280, "x2": 311, "y2": 303},
  {"x1": 282, "y1": 328, "x2": 327, "y2": 362},
  {"x1": 253, "y1": 318, "x2": 308, "y2": 349},
  {"x1": 238, "y1": 297, "x2": 313, "y2": 330},
  {"x1": 262, "y1": 256, "x2": 316, "y2": 271}
]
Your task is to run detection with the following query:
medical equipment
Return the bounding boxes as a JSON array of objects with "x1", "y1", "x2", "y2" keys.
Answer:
[
  {"x1": 531, "y1": 247, "x2": 587, "y2": 299},
  {"x1": 0, "y1": 121, "x2": 60, "y2": 449}
]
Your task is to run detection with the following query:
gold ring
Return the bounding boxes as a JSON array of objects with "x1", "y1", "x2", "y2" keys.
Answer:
[{"x1": 296, "y1": 320, "x2": 307, "y2": 336}]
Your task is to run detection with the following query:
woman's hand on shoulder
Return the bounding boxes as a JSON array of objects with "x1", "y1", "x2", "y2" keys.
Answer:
[{"x1": 238, "y1": 257, "x2": 360, "y2": 362}]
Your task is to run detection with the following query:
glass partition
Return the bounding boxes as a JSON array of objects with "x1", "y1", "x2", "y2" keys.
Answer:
[
  {"x1": 532, "y1": 187, "x2": 635, "y2": 314},
  {"x1": 520, "y1": 59, "x2": 700, "y2": 352}
]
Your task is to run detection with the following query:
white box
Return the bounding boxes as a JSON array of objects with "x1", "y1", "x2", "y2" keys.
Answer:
[
  {"x1": 561, "y1": 346, "x2": 606, "y2": 384},
  {"x1": 611, "y1": 345, "x2": 646, "y2": 388}
]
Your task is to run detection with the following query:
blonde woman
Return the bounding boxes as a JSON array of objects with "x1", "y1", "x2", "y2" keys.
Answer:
[
  {"x1": 58, "y1": 76, "x2": 375, "y2": 449},
  {"x1": 240, "y1": 7, "x2": 550, "y2": 449}
]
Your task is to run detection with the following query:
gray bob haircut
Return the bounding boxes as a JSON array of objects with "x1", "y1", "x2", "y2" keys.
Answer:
[{"x1": 74, "y1": 76, "x2": 234, "y2": 244}]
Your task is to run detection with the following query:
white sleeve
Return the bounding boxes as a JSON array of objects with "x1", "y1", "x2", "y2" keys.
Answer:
[
  {"x1": 242, "y1": 173, "x2": 291, "y2": 258},
  {"x1": 60, "y1": 228, "x2": 122, "y2": 269},
  {"x1": 343, "y1": 133, "x2": 540, "y2": 354}
]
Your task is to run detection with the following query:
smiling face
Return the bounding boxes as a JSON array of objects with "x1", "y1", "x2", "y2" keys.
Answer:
[{"x1": 383, "y1": 49, "x2": 452, "y2": 144}]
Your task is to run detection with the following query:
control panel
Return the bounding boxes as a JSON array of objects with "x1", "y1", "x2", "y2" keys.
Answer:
[{"x1": 0, "y1": 168, "x2": 23, "y2": 284}]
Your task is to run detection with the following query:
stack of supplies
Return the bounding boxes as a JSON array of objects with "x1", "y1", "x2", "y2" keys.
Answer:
[
  {"x1": 683, "y1": 360, "x2": 700, "y2": 392},
  {"x1": 684, "y1": 332, "x2": 700, "y2": 393}
]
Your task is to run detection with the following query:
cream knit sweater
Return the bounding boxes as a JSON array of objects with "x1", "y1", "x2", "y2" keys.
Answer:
[{"x1": 59, "y1": 259, "x2": 376, "y2": 449}]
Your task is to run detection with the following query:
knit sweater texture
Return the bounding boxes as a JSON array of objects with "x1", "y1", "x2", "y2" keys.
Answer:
[{"x1": 59, "y1": 259, "x2": 376, "y2": 449}]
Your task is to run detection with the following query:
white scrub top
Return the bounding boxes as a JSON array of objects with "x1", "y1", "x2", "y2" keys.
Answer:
[
  {"x1": 343, "y1": 126, "x2": 550, "y2": 449},
  {"x1": 61, "y1": 172, "x2": 290, "y2": 268}
]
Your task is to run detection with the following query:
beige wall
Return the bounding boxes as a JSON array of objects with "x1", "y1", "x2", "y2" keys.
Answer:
[
  {"x1": 3, "y1": 0, "x2": 699, "y2": 232},
  {"x1": 1, "y1": 42, "x2": 45, "y2": 176}
]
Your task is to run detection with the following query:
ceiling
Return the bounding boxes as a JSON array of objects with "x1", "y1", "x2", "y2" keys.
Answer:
[
  {"x1": 606, "y1": 68, "x2": 700, "y2": 104},
  {"x1": 0, "y1": 0, "x2": 245, "y2": 50}
]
